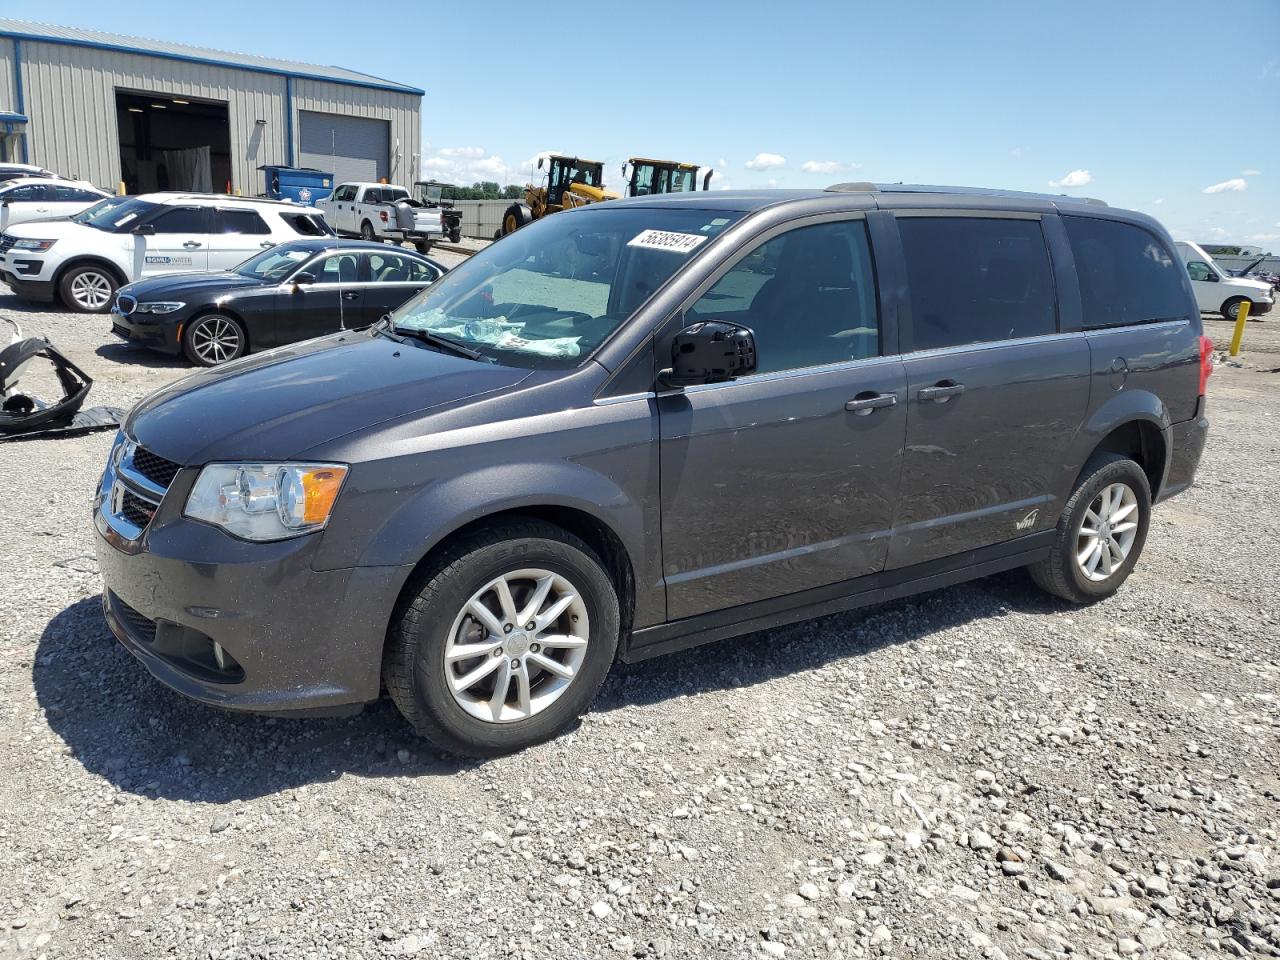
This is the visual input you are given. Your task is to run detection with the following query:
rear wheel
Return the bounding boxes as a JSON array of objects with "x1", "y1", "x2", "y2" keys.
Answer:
[
  {"x1": 1221, "y1": 297, "x2": 1249, "y2": 322},
  {"x1": 384, "y1": 520, "x2": 620, "y2": 756},
  {"x1": 182, "y1": 312, "x2": 246, "y2": 366},
  {"x1": 360, "y1": 219, "x2": 377, "y2": 241},
  {"x1": 59, "y1": 264, "x2": 117, "y2": 313},
  {"x1": 448, "y1": 226, "x2": 462, "y2": 243},
  {"x1": 414, "y1": 239, "x2": 432, "y2": 255},
  {"x1": 1029, "y1": 453, "x2": 1151, "y2": 604}
]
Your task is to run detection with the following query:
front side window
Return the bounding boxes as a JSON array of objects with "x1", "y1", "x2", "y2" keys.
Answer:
[
  {"x1": 685, "y1": 220, "x2": 880, "y2": 373},
  {"x1": 316, "y1": 252, "x2": 362, "y2": 284},
  {"x1": 148, "y1": 206, "x2": 209, "y2": 234},
  {"x1": 334, "y1": 185, "x2": 357, "y2": 202},
  {"x1": 390, "y1": 207, "x2": 743, "y2": 369},
  {"x1": 1186, "y1": 261, "x2": 1214, "y2": 282},
  {"x1": 217, "y1": 209, "x2": 271, "y2": 234},
  {"x1": 899, "y1": 217, "x2": 1056, "y2": 351},
  {"x1": 1064, "y1": 216, "x2": 1190, "y2": 328},
  {"x1": 2, "y1": 184, "x2": 47, "y2": 202}
]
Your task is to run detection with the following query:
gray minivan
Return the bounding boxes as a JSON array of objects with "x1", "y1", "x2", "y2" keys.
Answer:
[{"x1": 94, "y1": 184, "x2": 1213, "y2": 755}]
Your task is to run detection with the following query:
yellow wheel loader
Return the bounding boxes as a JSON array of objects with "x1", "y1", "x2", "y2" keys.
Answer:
[
  {"x1": 500, "y1": 155, "x2": 617, "y2": 237},
  {"x1": 620, "y1": 158, "x2": 714, "y2": 196}
]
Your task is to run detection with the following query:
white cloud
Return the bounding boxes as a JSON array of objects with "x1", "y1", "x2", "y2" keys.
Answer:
[
  {"x1": 520, "y1": 150, "x2": 560, "y2": 171},
  {"x1": 1048, "y1": 169, "x2": 1094, "y2": 188},
  {"x1": 1241, "y1": 169, "x2": 1262, "y2": 176},
  {"x1": 472, "y1": 155, "x2": 507, "y2": 178},
  {"x1": 717, "y1": 157, "x2": 729, "y2": 170},
  {"x1": 1246, "y1": 233, "x2": 1280, "y2": 243},
  {"x1": 766, "y1": 178, "x2": 779, "y2": 188},
  {"x1": 745, "y1": 152, "x2": 786, "y2": 171},
  {"x1": 1203, "y1": 178, "x2": 1247, "y2": 194},
  {"x1": 1152, "y1": 198, "x2": 1165, "y2": 205},
  {"x1": 1010, "y1": 147, "x2": 1025, "y2": 159},
  {"x1": 438, "y1": 146, "x2": 485, "y2": 159},
  {"x1": 1206, "y1": 226, "x2": 1228, "y2": 239},
  {"x1": 801, "y1": 160, "x2": 840, "y2": 175}
]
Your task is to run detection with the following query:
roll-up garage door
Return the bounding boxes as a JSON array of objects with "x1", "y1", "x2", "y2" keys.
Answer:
[{"x1": 298, "y1": 111, "x2": 389, "y2": 184}]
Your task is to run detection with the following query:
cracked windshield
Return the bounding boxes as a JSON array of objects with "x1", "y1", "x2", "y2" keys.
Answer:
[{"x1": 389, "y1": 207, "x2": 743, "y2": 367}]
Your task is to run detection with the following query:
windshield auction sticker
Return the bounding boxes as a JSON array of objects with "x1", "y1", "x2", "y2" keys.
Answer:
[{"x1": 627, "y1": 229, "x2": 710, "y2": 254}]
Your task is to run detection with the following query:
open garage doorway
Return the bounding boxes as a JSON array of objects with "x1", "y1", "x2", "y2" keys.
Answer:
[{"x1": 115, "y1": 91, "x2": 231, "y2": 194}]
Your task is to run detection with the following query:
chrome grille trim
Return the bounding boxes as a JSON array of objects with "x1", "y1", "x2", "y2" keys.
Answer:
[
  {"x1": 115, "y1": 293, "x2": 138, "y2": 316},
  {"x1": 96, "y1": 434, "x2": 176, "y2": 542}
]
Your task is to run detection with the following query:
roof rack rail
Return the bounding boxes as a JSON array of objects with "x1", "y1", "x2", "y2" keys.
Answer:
[{"x1": 824, "y1": 182, "x2": 1108, "y2": 207}]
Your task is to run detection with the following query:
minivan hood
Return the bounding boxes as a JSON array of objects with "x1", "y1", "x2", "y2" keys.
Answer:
[
  {"x1": 121, "y1": 271, "x2": 268, "y2": 299},
  {"x1": 126, "y1": 332, "x2": 533, "y2": 464}
]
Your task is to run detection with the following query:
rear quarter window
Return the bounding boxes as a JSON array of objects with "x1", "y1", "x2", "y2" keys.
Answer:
[
  {"x1": 1063, "y1": 216, "x2": 1190, "y2": 328},
  {"x1": 280, "y1": 213, "x2": 334, "y2": 237}
]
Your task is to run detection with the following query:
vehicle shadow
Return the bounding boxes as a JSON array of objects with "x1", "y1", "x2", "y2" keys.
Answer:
[
  {"x1": 34, "y1": 572, "x2": 1066, "y2": 803},
  {"x1": 94, "y1": 341, "x2": 189, "y2": 369}
]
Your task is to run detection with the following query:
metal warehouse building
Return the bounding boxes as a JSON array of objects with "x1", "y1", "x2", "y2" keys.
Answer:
[{"x1": 0, "y1": 19, "x2": 423, "y2": 196}]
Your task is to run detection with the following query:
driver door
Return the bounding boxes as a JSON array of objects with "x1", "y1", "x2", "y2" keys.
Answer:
[
  {"x1": 135, "y1": 205, "x2": 211, "y2": 278},
  {"x1": 272, "y1": 251, "x2": 365, "y2": 346}
]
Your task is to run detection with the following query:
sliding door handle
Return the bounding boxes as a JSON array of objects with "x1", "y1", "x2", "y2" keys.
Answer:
[{"x1": 845, "y1": 392, "x2": 898, "y2": 415}]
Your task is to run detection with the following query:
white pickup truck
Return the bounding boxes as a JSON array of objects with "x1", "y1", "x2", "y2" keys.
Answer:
[{"x1": 317, "y1": 182, "x2": 444, "y2": 253}]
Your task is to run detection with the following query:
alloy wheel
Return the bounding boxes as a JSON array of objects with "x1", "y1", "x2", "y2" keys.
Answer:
[
  {"x1": 70, "y1": 270, "x2": 112, "y2": 310},
  {"x1": 190, "y1": 315, "x2": 243, "y2": 365},
  {"x1": 1076, "y1": 482, "x2": 1139, "y2": 582},
  {"x1": 443, "y1": 568, "x2": 590, "y2": 724}
]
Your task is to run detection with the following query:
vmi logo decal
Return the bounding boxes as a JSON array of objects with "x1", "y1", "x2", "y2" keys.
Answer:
[{"x1": 1015, "y1": 509, "x2": 1039, "y2": 531}]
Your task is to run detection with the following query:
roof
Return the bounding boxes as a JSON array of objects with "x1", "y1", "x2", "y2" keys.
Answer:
[{"x1": 0, "y1": 19, "x2": 424, "y2": 96}]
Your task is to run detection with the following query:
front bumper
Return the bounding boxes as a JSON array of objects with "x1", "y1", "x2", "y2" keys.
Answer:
[
  {"x1": 110, "y1": 310, "x2": 184, "y2": 354},
  {"x1": 0, "y1": 269, "x2": 55, "y2": 302},
  {"x1": 94, "y1": 481, "x2": 411, "y2": 714},
  {"x1": 1249, "y1": 300, "x2": 1273, "y2": 316}
]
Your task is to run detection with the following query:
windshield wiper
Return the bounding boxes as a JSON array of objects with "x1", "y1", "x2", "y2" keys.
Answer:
[{"x1": 391, "y1": 324, "x2": 483, "y2": 361}]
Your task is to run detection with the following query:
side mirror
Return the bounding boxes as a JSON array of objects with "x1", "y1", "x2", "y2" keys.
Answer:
[
  {"x1": 292, "y1": 271, "x2": 316, "y2": 286},
  {"x1": 133, "y1": 223, "x2": 155, "y2": 236},
  {"x1": 660, "y1": 320, "x2": 756, "y2": 388}
]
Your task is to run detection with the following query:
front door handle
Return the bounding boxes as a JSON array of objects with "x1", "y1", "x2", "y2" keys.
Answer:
[
  {"x1": 845, "y1": 392, "x2": 898, "y2": 415},
  {"x1": 259, "y1": 241, "x2": 275, "y2": 249},
  {"x1": 342, "y1": 291, "x2": 360, "y2": 301},
  {"x1": 918, "y1": 380, "x2": 966, "y2": 402},
  {"x1": 182, "y1": 241, "x2": 202, "y2": 249}
]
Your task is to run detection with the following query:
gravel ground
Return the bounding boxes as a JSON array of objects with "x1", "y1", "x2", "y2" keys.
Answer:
[{"x1": 0, "y1": 288, "x2": 1277, "y2": 960}]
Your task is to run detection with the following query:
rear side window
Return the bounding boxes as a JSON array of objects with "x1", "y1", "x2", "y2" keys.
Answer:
[
  {"x1": 217, "y1": 209, "x2": 271, "y2": 234},
  {"x1": 281, "y1": 213, "x2": 333, "y2": 236},
  {"x1": 899, "y1": 217, "x2": 1056, "y2": 351},
  {"x1": 1064, "y1": 216, "x2": 1189, "y2": 328},
  {"x1": 52, "y1": 185, "x2": 100, "y2": 202},
  {"x1": 2, "y1": 184, "x2": 47, "y2": 202}
]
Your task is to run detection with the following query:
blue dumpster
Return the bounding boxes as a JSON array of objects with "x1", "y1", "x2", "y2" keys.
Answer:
[{"x1": 259, "y1": 165, "x2": 334, "y2": 204}]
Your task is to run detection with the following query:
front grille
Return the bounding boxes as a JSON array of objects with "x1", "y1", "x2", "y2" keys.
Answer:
[
  {"x1": 115, "y1": 293, "x2": 137, "y2": 316},
  {"x1": 111, "y1": 592, "x2": 157, "y2": 643},
  {"x1": 130, "y1": 446, "x2": 181, "y2": 488},
  {"x1": 119, "y1": 488, "x2": 157, "y2": 528},
  {"x1": 0, "y1": 233, "x2": 15, "y2": 256}
]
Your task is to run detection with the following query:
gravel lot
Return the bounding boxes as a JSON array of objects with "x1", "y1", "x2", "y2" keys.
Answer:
[{"x1": 0, "y1": 280, "x2": 1277, "y2": 960}]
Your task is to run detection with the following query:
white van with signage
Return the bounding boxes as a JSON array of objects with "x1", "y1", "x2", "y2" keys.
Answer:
[{"x1": 1175, "y1": 240, "x2": 1273, "y2": 321}]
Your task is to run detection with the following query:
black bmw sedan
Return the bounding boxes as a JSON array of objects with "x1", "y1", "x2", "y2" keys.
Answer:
[{"x1": 110, "y1": 239, "x2": 446, "y2": 366}]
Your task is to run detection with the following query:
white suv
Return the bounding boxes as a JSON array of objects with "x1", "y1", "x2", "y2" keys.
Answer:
[{"x1": 0, "y1": 193, "x2": 332, "y2": 312}]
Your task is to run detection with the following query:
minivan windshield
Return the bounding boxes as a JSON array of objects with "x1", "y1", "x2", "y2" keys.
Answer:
[{"x1": 388, "y1": 207, "x2": 742, "y2": 368}]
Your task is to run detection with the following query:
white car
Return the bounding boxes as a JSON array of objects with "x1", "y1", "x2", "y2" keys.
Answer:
[
  {"x1": 0, "y1": 193, "x2": 332, "y2": 312},
  {"x1": 0, "y1": 178, "x2": 110, "y2": 230},
  {"x1": 316, "y1": 182, "x2": 444, "y2": 252},
  {"x1": 1175, "y1": 240, "x2": 1274, "y2": 322},
  {"x1": 0, "y1": 163, "x2": 59, "y2": 185}
]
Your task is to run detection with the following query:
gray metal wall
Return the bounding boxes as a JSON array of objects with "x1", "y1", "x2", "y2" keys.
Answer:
[
  {"x1": 298, "y1": 110, "x2": 390, "y2": 184},
  {"x1": 0, "y1": 38, "x2": 421, "y2": 195},
  {"x1": 450, "y1": 199, "x2": 514, "y2": 239}
]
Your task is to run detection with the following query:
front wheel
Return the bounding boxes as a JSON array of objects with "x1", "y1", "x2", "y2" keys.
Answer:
[
  {"x1": 414, "y1": 239, "x2": 432, "y2": 255},
  {"x1": 1029, "y1": 453, "x2": 1151, "y2": 604},
  {"x1": 182, "y1": 312, "x2": 246, "y2": 366},
  {"x1": 59, "y1": 264, "x2": 117, "y2": 313},
  {"x1": 1220, "y1": 297, "x2": 1250, "y2": 322},
  {"x1": 502, "y1": 204, "x2": 527, "y2": 237},
  {"x1": 384, "y1": 520, "x2": 620, "y2": 756}
]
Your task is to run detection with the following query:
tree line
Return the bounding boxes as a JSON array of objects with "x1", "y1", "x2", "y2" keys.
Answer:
[{"x1": 440, "y1": 182, "x2": 525, "y2": 201}]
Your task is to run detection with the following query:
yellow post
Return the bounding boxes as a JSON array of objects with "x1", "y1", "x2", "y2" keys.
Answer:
[
  {"x1": 1229, "y1": 301, "x2": 1251, "y2": 357},
  {"x1": 117, "y1": 181, "x2": 126, "y2": 196}
]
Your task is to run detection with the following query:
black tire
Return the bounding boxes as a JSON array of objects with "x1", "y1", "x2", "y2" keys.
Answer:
[
  {"x1": 414, "y1": 239, "x2": 432, "y2": 255},
  {"x1": 360, "y1": 219, "x2": 377, "y2": 241},
  {"x1": 1221, "y1": 297, "x2": 1248, "y2": 322},
  {"x1": 58, "y1": 263, "x2": 118, "y2": 313},
  {"x1": 1029, "y1": 453, "x2": 1151, "y2": 604},
  {"x1": 384, "y1": 519, "x2": 620, "y2": 757},
  {"x1": 182, "y1": 312, "x2": 247, "y2": 366},
  {"x1": 449, "y1": 226, "x2": 462, "y2": 244},
  {"x1": 502, "y1": 204, "x2": 527, "y2": 236}
]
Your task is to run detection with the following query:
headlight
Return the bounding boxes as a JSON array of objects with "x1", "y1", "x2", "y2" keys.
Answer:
[
  {"x1": 12, "y1": 238, "x2": 56, "y2": 252},
  {"x1": 184, "y1": 462, "x2": 348, "y2": 541},
  {"x1": 135, "y1": 301, "x2": 185, "y2": 315}
]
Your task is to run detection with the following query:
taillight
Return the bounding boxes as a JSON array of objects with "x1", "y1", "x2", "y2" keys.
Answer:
[
  {"x1": 1198, "y1": 334, "x2": 1214, "y2": 396},
  {"x1": 379, "y1": 210, "x2": 388, "y2": 223}
]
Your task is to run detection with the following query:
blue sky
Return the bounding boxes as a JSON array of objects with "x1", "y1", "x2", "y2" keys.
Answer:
[{"x1": 29, "y1": 0, "x2": 1280, "y2": 247}]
